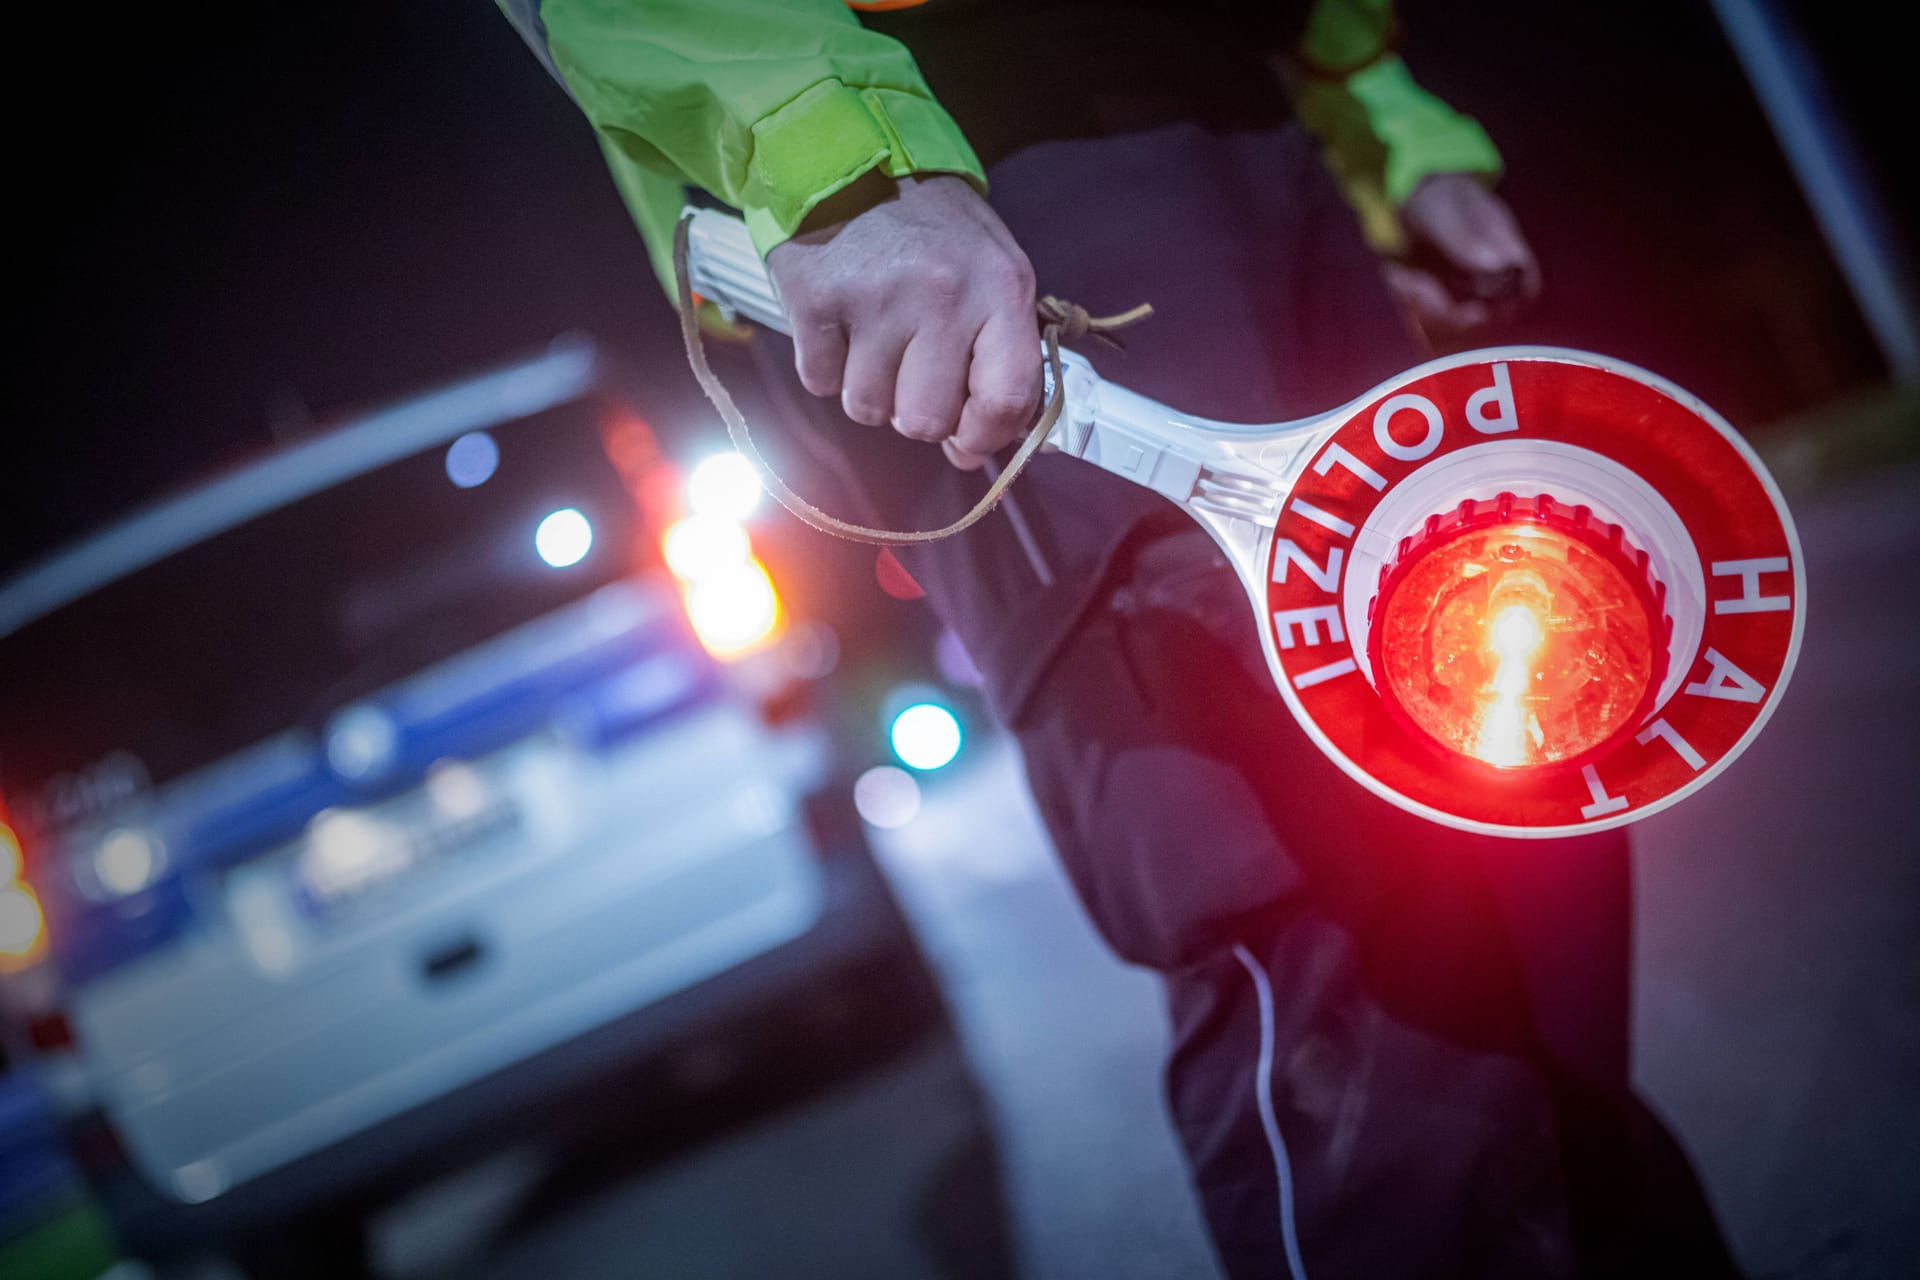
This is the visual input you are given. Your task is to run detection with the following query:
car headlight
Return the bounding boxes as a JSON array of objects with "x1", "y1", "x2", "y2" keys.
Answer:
[{"x1": 88, "y1": 826, "x2": 168, "y2": 898}]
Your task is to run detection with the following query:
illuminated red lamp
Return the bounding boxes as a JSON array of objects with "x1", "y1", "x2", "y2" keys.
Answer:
[{"x1": 1368, "y1": 493, "x2": 1670, "y2": 772}]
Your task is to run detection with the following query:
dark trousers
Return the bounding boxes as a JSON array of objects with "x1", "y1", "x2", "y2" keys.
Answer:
[
  {"x1": 756, "y1": 121, "x2": 1740, "y2": 1276},
  {"x1": 1013, "y1": 527, "x2": 1741, "y2": 1278}
]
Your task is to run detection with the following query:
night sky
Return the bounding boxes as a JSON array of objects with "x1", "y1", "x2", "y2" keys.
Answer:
[
  {"x1": 10, "y1": 3, "x2": 697, "y2": 574},
  {"x1": 7, "y1": 0, "x2": 1899, "y2": 578}
]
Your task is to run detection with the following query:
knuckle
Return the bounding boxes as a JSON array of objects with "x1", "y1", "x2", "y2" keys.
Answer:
[
  {"x1": 918, "y1": 262, "x2": 967, "y2": 309},
  {"x1": 841, "y1": 388, "x2": 888, "y2": 425},
  {"x1": 793, "y1": 341, "x2": 842, "y2": 397},
  {"x1": 970, "y1": 388, "x2": 1039, "y2": 431},
  {"x1": 808, "y1": 280, "x2": 859, "y2": 320},
  {"x1": 893, "y1": 412, "x2": 953, "y2": 443},
  {"x1": 990, "y1": 250, "x2": 1036, "y2": 299},
  {"x1": 851, "y1": 277, "x2": 891, "y2": 312},
  {"x1": 1013, "y1": 254, "x2": 1037, "y2": 294},
  {"x1": 943, "y1": 439, "x2": 987, "y2": 470},
  {"x1": 792, "y1": 285, "x2": 840, "y2": 323}
]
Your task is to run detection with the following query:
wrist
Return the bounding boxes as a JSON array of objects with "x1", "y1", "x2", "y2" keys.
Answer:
[
  {"x1": 791, "y1": 170, "x2": 903, "y2": 240},
  {"x1": 741, "y1": 79, "x2": 986, "y2": 259},
  {"x1": 791, "y1": 172, "x2": 974, "y2": 242}
]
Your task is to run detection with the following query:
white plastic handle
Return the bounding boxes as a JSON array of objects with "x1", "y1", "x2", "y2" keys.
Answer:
[
  {"x1": 678, "y1": 207, "x2": 1302, "y2": 523},
  {"x1": 684, "y1": 209, "x2": 792, "y2": 335}
]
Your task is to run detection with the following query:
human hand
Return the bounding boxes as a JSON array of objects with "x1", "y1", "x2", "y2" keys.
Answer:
[
  {"x1": 765, "y1": 173, "x2": 1041, "y2": 470},
  {"x1": 1385, "y1": 172, "x2": 1541, "y2": 338}
]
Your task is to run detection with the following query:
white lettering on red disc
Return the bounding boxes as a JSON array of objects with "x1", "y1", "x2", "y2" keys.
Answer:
[
  {"x1": 1578, "y1": 764, "x2": 1631, "y2": 819},
  {"x1": 1683, "y1": 647, "x2": 1768, "y2": 704},
  {"x1": 1288, "y1": 498, "x2": 1356, "y2": 538},
  {"x1": 1265, "y1": 356, "x2": 1799, "y2": 836},
  {"x1": 1710, "y1": 557, "x2": 1792, "y2": 614},
  {"x1": 1271, "y1": 541, "x2": 1344, "y2": 593},
  {"x1": 1635, "y1": 718, "x2": 1707, "y2": 771},
  {"x1": 1372, "y1": 394, "x2": 1446, "y2": 462},
  {"x1": 1466, "y1": 362, "x2": 1519, "y2": 436},
  {"x1": 1292, "y1": 658, "x2": 1358, "y2": 689},
  {"x1": 1311, "y1": 442, "x2": 1389, "y2": 491},
  {"x1": 1271, "y1": 605, "x2": 1345, "y2": 650}
]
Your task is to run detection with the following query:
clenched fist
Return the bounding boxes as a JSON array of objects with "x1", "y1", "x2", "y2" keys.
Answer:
[{"x1": 766, "y1": 174, "x2": 1041, "y2": 470}]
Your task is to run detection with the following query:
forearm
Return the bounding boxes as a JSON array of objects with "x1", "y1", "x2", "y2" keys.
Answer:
[
  {"x1": 1292, "y1": 0, "x2": 1503, "y2": 250},
  {"x1": 516, "y1": 0, "x2": 985, "y2": 258}
]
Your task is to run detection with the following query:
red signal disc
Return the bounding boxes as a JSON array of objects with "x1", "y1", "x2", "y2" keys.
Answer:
[
  {"x1": 1367, "y1": 492, "x2": 1670, "y2": 774},
  {"x1": 1262, "y1": 352, "x2": 1802, "y2": 836}
]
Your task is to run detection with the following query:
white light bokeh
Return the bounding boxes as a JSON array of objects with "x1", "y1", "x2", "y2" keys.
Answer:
[
  {"x1": 687, "y1": 451, "x2": 764, "y2": 522},
  {"x1": 663, "y1": 515, "x2": 751, "y2": 582},
  {"x1": 301, "y1": 809, "x2": 409, "y2": 902},
  {"x1": 685, "y1": 560, "x2": 781, "y2": 657},
  {"x1": 853, "y1": 765, "x2": 922, "y2": 829},
  {"x1": 94, "y1": 827, "x2": 164, "y2": 897},
  {"x1": 890, "y1": 702, "x2": 964, "y2": 771},
  {"x1": 535, "y1": 508, "x2": 594, "y2": 568},
  {"x1": 426, "y1": 760, "x2": 491, "y2": 822},
  {"x1": 0, "y1": 883, "x2": 45, "y2": 960}
]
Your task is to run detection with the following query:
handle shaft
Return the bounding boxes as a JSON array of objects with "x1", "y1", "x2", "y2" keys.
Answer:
[
  {"x1": 679, "y1": 207, "x2": 1284, "y2": 512},
  {"x1": 684, "y1": 209, "x2": 793, "y2": 335}
]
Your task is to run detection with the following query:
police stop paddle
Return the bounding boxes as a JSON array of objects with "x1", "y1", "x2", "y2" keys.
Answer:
[{"x1": 678, "y1": 208, "x2": 1803, "y2": 838}]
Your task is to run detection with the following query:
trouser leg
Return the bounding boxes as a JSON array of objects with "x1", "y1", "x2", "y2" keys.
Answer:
[
  {"x1": 1165, "y1": 920, "x2": 1574, "y2": 1280},
  {"x1": 1012, "y1": 529, "x2": 1740, "y2": 1278}
]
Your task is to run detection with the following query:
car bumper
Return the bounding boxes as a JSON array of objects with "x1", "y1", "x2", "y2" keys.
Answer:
[{"x1": 89, "y1": 841, "x2": 949, "y2": 1259}]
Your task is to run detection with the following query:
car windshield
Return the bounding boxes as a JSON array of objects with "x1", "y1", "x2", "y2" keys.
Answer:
[{"x1": 0, "y1": 393, "x2": 658, "y2": 837}]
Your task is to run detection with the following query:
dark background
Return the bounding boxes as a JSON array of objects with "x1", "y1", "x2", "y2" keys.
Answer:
[{"x1": 6, "y1": 0, "x2": 1907, "y2": 576}]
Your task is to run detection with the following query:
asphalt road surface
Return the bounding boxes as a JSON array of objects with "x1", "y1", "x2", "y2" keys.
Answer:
[
  {"x1": 214, "y1": 456, "x2": 1915, "y2": 1280},
  {"x1": 1628, "y1": 456, "x2": 1920, "y2": 1280}
]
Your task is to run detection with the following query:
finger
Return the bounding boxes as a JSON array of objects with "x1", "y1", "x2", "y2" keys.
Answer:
[
  {"x1": 1433, "y1": 297, "x2": 1492, "y2": 335},
  {"x1": 1387, "y1": 264, "x2": 1491, "y2": 336},
  {"x1": 949, "y1": 312, "x2": 1041, "y2": 461},
  {"x1": 839, "y1": 323, "x2": 910, "y2": 427},
  {"x1": 791, "y1": 317, "x2": 848, "y2": 398},
  {"x1": 1429, "y1": 289, "x2": 1492, "y2": 334},
  {"x1": 1439, "y1": 235, "x2": 1506, "y2": 280},
  {"x1": 942, "y1": 437, "x2": 990, "y2": 470},
  {"x1": 1467, "y1": 265, "x2": 1527, "y2": 304},
  {"x1": 1471, "y1": 215, "x2": 1542, "y2": 305},
  {"x1": 1385, "y1": 263, "x2": 1454, "y2": 324},
  {"x1": 892, "y1": 322, "x2": 973, "y2": 444},
  {"x1": 1420, "y1": 188, "x2": 1523, "y2": 280}
]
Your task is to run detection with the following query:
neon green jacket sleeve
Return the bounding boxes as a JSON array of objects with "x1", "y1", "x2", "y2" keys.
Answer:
[
  {"x1": 502, "y1": 1, "x2": 1499, "y2": 280},
  {"x1": 1296, "y1": 0, "x2": 1505, "y2": 250},
  {"x1": 506, "y1": 0, "x2": 984, "y2": 290}
]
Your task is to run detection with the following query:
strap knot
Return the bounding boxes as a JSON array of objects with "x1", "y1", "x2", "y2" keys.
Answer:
[
  {"x1": 1037, "y1": 295, "x2": 1154, "y2": 349},
  {"x1": 1037, "y1": 296, "x2": 1093, "y2": 342}
]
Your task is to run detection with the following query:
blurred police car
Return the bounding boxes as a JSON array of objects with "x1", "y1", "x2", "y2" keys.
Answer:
[{"x1": 0, "y1": 339, "x2": 951, "y2": 1272}]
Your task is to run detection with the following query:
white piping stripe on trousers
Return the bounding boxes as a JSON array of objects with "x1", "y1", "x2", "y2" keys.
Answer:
[{"x1": 1233, "y1": 942, "x2": 1310, "y2": 1280}]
